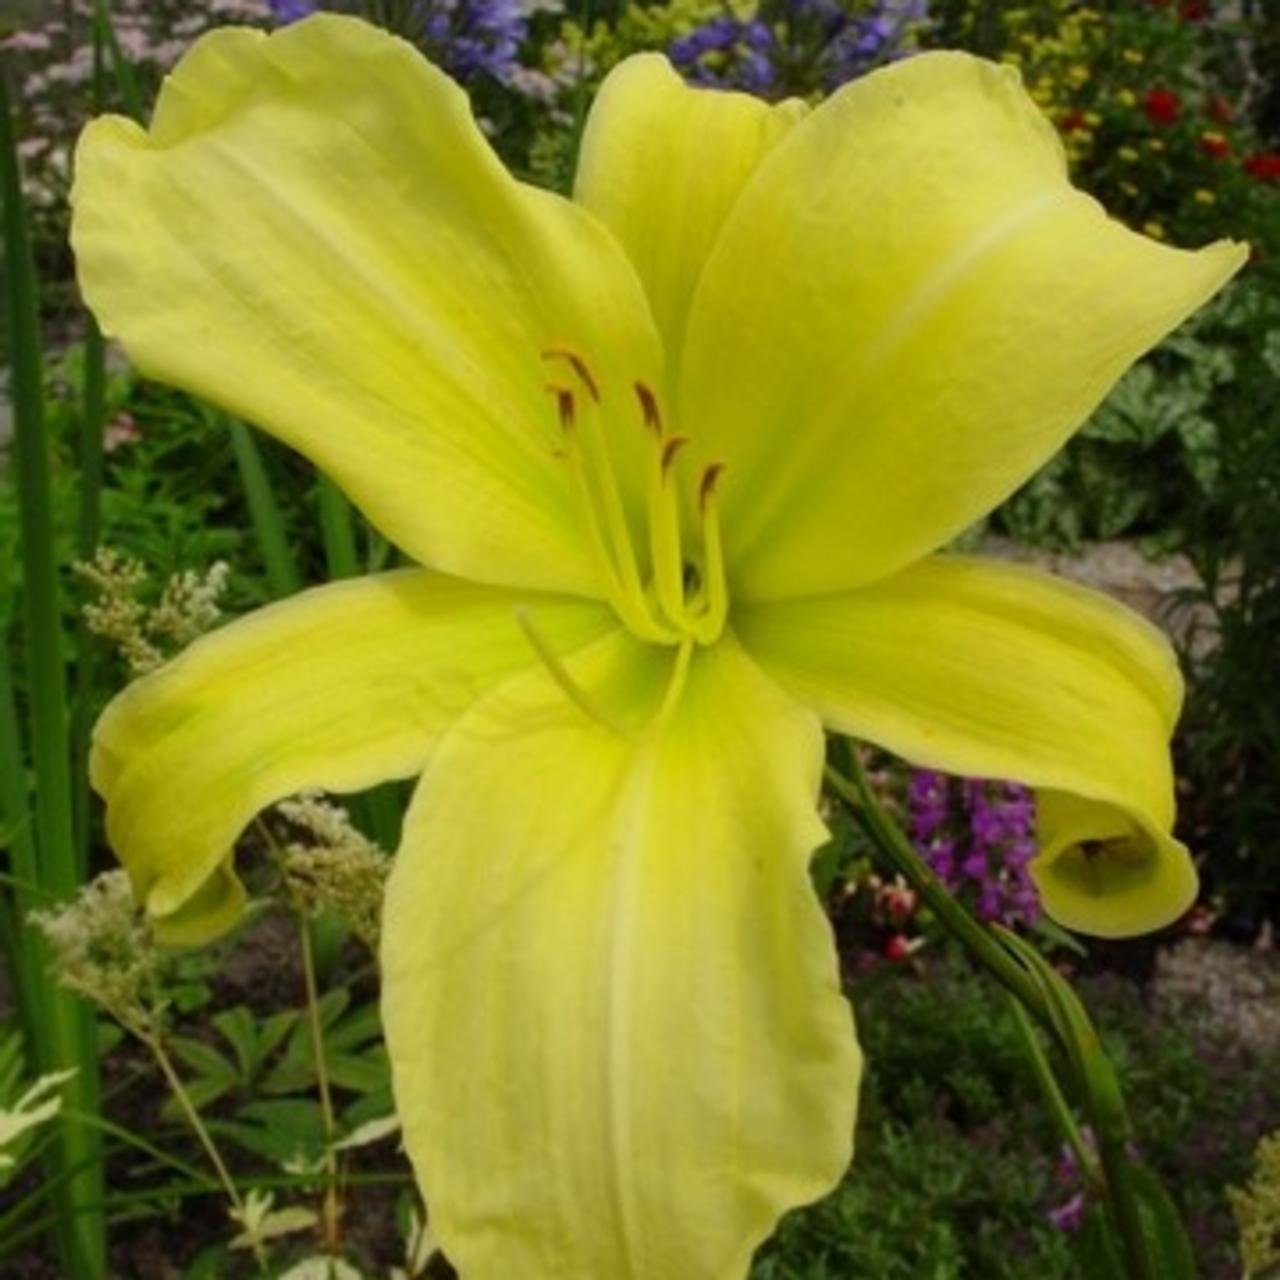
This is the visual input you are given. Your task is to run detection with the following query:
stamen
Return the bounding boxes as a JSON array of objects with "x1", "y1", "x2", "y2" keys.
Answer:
[
  {"x1": 635, "y1": 381, "x2": 662, "y2": 435},
  {"x1": 699, "y1": 462, "x2": 726, "y2": 512},
  {"x1": 648, "y1": 437, "x2": 690, "y2": 629},
  {"x1": 542, "y1": 347, "x2": 600, "y2": 403},
  {"x1": 661, "y1": 436, "x2": 689, "y2": 474},
  {"x1": 514, "y1": 607, "x2": 634, "y2": 739},
  {"x1": 545, "y1": 376, "x2": 676, "y2": 645},
  {"x1": 691, "y1": 463, "x2": 729, "y2": 645}
]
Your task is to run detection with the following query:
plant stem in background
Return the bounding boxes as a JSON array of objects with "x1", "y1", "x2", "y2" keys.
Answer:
[
  {"x1": 1, "y1": 68, "x2": 105, "y2": 1279},
  {"x1": 72, "y1": 7, "x2": 110, "y2": 859},
  {"x1": 142, "y1": 1031, "x2": 269, "y2": 1272},
  {"x1": 299, "y1": 914, "x2": 344, "y2": 1254}
]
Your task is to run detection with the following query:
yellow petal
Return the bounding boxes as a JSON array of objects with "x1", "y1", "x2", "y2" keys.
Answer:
[
  {"x1": 93, "y1": 570, "x2": 612, "y2": 943},
  {"x1": 575, "y1": 54, "x2": 805, "y2": 373},
  {"x1": 678, "y1": 52, "x2": 1246, "y2": 601},
  {"x1": 382, "y1": 631, "x2": 859, "y2": 1278},
  {"x1": 71, "y1": 16, "x2": 661, "y2": 596},
  {"x1": 736, "y1": 554, "x2": 1194, "y2": 936}
]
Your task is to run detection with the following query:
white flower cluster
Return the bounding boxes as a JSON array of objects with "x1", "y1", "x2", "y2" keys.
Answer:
[
  {"x1": 76, "y1": 547, "x2": 229, "y2": 678},
  {"x1": 278, "y1": 795, "x2": 391, "y2": 952},
  {"x1": 30, "y1": 870, "x2": 164, "y2": 1036}
]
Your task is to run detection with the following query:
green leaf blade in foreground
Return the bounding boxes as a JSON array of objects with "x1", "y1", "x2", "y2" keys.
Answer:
[{"x1": 0, "y1": 70, "x2": 105, "y2": 1276}]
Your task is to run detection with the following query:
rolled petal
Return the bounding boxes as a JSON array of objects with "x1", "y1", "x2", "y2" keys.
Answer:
[
  {"x1": 678, "y1": 52, "x2": 1247, "y2": 602},
  {"x1": 736, "y1": 555, "x2": 1194, "y2": 936},
  {"x1": 93, "y1": 571, "x2": 612, "y2": 943},
  {"x1": 575, "y1": 54, "x2": 805, "y2": 372},
  {"x1": 382, "y1": 631, "x2": 859, "y2": 1278},
  {"x1": 71, "y1": 16, "x2": 661, "y2": 596}
]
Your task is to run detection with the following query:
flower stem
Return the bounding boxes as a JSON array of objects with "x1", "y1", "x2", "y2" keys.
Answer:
[
  {"x1": 298, "y1": 911, "x2": 343, "y2": 1254},
  {"x1": 1005, "y1": 995, "x2": 1097, "y2": 1188},
  {"x1": 142, "y1": 1031, "x2": 268, "y2": 1272}
]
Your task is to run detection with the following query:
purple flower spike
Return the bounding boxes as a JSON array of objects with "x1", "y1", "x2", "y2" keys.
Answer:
[{"x1": 907, "y1": 768, "x2": 1042, "y2": 929}]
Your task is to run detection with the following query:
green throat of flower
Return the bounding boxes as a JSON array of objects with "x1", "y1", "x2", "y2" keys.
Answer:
[{"x1": 543, "y1": 348, "x2": 728, "y2": 650}]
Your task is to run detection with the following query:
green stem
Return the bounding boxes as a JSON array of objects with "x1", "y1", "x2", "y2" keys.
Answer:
[
  {"x1": 72, "y1": 320, "x2": 107, "y2": 859},
  {"x1": 143, "y1": 1031, "x2": 267, "y2": 1272},
  {"x1": 299, "y1": 913, "x2": 343, "y2": 1254},
  {"x1": 824, "y1": 741, "x2": 1046, "y2": 1016},
  {"x1": 72, "y1": 13, "x2": 109, "y2": 862},
  {"x1": 1005, "y1": 995, "x2": 1096, "y2": 1187}
]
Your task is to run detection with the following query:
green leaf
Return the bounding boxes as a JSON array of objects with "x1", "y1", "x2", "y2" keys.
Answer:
[
  {"x1": 211, "y1": 1006, "x2": 260, "y2": 1083},
  {"x1": 1130, "y1": 1162, "x2": 1197, "y2": 1280},
  {"x1": 1076, "y1": 1204, "x2": 1128, "y2": 1280}
]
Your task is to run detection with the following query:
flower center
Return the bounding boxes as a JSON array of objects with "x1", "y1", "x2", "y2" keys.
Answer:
[{"x1": 543, "y1": 349, "x2": 728, "y2": 649}]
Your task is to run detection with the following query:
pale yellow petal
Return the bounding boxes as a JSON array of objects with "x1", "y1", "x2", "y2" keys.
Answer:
[
  {"x1": 575, "y1": 54, "x2": 805, "y2": 373},
  {"x1": 382, "y1": 631, "x2": 859, "y2": 1278},
  {"x1": 93, "y1": 571, "x2": 612, "y2": 942},
  {"x1": 72, "y1": 16, "x2": 661, "y2": 596},
  {"x1": 737, "y1": 554, "x2": 1195, "y2": 936},
  {"x1": 677, "y1": 52, "x2": 1246, "y2": 601}
]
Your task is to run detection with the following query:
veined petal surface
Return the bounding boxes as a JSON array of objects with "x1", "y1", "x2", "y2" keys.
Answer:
[
  {"x1": 575, "y1": 54, "x2": 805, "y2": 376},
  {"x1": 93, "y1": 571, "x2": 612, "y2": 943},
  {"x1": 71, "y1": 16, "x2": 661, "y2": 596},
  {"x1": 678, "y1": 52, "x2": 1246, "y2": 601},
  {"x1": 736, "y1": 555, "x2": 1195, "y2": 936},
  {"x1": 382, "y1": 631, "x2": 859, "y2": 1279}
]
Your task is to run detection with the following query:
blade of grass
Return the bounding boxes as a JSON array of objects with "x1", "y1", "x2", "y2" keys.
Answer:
[
  {"x1": 91, "y1": 0, "x2": 144, "y2": 121},
  {"x1": 317, "y1": 476, "x2": 359, "y2": 580},
  {"x1": 228, "y1": 416, "x2": 304, "y2": 599},
  {"x1": 72, "y1": 0, "x2": 112, "y2": 862},
  {"x1": 0, "y1": 636, "x2": 43, "y2": 1032},
  {"x1": 1, "y1": 70, "x2": 105, "y2": 1277}
]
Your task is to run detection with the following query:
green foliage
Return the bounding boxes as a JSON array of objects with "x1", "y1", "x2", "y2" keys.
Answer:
[
  {"x1": 995, "y1": 274, "x2": 1278, "y2": 551},
  {"x1": 752, "y1": 956, "x2": 1277, "y2": 1279},
  {"x1": 1174, "y1": 266, "x2": 1280, "y2": 930}
]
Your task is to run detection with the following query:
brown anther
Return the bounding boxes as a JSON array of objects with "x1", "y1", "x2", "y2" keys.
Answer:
[
  {"x1": 541, "y1": 347, "x2": 600, "y2": 402},
  {"x1": 545, "y1": 383, "x2": 576, "y2": 432},
  {"x1": 635, "y1": 381, "x2": 662, "y2": 435},
  {"x1": 699, "y1": 462, "x2": 726, "y2": 512},
  {"x1": 660, "y1": 436, "x2": 690, "y2": 476}
]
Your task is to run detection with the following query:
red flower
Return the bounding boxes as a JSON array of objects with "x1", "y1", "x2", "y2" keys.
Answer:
[
  {"x1": 1179, "y1": 0, "x2": 1209, "y2": 19},
  {"x1": 1200, "y1": 133, "x2": 1230, "y2": 159},
  {"x1": 1059, "y1": 109, "x2": 1086, "y2": 133},
  {"x1": 1144, "y1": 89, "x2": 1181, "y2": 125},
  {"x1": 1244, "y1": 152, "x2": 1280, "y2": 181},
  {"x1": 884, "y1": 935, "x2": 913, "y2": 964}
]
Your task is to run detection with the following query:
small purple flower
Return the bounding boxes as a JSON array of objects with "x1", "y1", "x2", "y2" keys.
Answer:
[
  {"x1": 268, "y1": 0, "x2": 317, "y2": 23},
  {"x1": 1047, "y1": 1191, "x2": 1086, "y2": 1234}
]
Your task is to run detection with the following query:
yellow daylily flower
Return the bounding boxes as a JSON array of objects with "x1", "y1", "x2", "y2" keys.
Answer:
[{"x1": 71, "y1": 16, "x2": 1245, "y2": 1279}]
